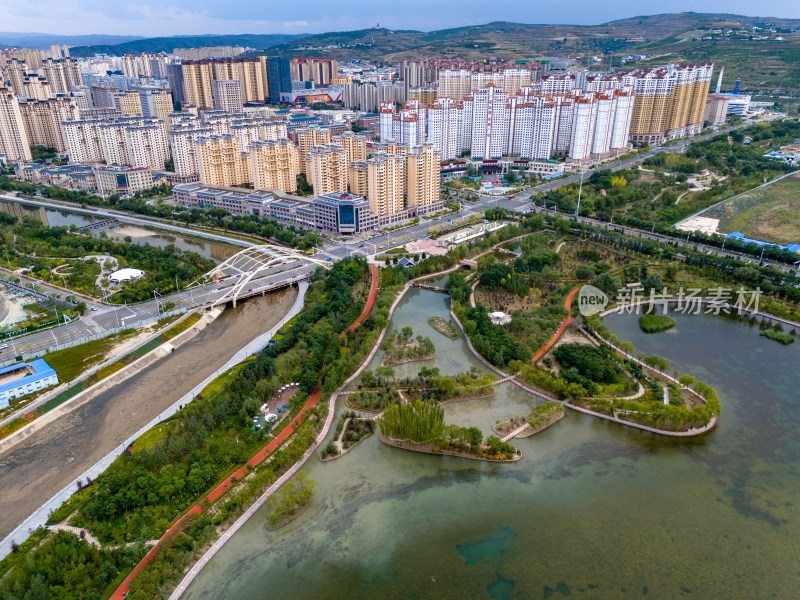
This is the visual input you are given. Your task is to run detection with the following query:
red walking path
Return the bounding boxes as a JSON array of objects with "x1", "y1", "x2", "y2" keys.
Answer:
[
  {"x1": 341, "y1": 263, "x2": 379, "y2": 337},
  {"x1": 112, "y1": 263, "x2": 379, "y2": 599},
  {"x1": 531, "y1": 286, "x2": 580, "y2": 363}
]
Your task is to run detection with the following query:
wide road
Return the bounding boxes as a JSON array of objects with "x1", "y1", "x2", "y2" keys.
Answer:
[{"x1": 0, "y1": 262, "x2": 315, "y2": 362}]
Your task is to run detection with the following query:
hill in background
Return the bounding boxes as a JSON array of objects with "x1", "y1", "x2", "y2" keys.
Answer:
[
  {"x1": 60, "y1": 13, "x2": 800, "y2": 93},
  {"x1": 69, "y1": 34, "x2": 309, "y2": 57},
  {"x1": 0, "y1": 33, "x2": 143, "y2": 49}
]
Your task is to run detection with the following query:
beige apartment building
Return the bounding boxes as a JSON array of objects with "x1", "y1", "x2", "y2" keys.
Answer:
[
  {"x1": 626, "y1": 63, "x2": 713, "y2": 143},
  {"x1": 181, "y1": 57, "x2": 268, "y2": 109},
  {"x1": 703, "y1": 93, "x2": 730, "y2": 127},
  {"x1": 406, "y1": 143, "x2": 440, "y2": 210},
  {"x1": 332, "y1": 131, "x2": 368, "y2": 164},
  {"x1": 296, "y1": 127, "x2": 331, "y2": 174},
  {"x1": 17, "y1": 96, "x2": 78, "y2": 151},
  {"x1": 408, "y1": 87, "x2": 438, "y2": 106},
  {"x1": 41, "y1": 58, "x2": 81, "y2": 95},
  {"x1": 290, "y1": 58, "x2": 339, "y2": 86},
  {"x1": 113, "y1": 91, "x2": 144, "y2": 118},
  {"x1": 348, "y1": 161, "x2": 368, "y2": 197},
  {"x1": 250, "y1": 139, "x2": 300, "y2": 193},
  {"x1": 0, "y1": 86, "x2": 31, "y2": 161},
  {"x1": 305, "y1": 144, "x2": 347, "y2": 196},
  {"x1": 366, "y1": 152, "x2": 406, "y2": 218},
  {"x1": 195, "y1": 134, "x2": 251, "y2": 187}
]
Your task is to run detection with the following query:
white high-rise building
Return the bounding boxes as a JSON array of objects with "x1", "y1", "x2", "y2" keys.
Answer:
[
  {"x1": 170, "y1": 124, "x2": 213, "y2": 177},
  {"x1": 379, "y1": 99, "x2": 426, "y2": 147},
  {"x1": 467, "y1": 85, "x2": 509, "y2": 159},
  {"x1": 212, "y1": 79, "x2": 244, "y2": 113},
  {"x1": 426, "y1": 97, "x2": 463, "y2": 161}
]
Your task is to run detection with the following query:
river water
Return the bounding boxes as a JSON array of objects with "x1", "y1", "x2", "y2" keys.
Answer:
[
  {"x1": 0, "y1": 199, "x2": 237, "y2": 262},
  {"x1": 0, "y1": 288, "x2": 297, "y2": 540},
  {"x1": 182, "y1": 292, "x2": 800, "y2": 600}
]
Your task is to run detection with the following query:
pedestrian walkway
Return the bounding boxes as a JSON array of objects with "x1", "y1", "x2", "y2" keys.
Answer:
[{"x1": 501, "y1": 422, "x2": 530, "y2": 443}]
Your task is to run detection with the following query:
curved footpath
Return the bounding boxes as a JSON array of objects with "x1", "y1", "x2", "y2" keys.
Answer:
[
  {"x1": 531, "y1": 286, "x2": 580, "y2": 363},
  {"x1": 168, "y1": 265, "x2": 382, "y2": 599},
  {"x1": 0, "y1": 284, "x2": 309, "y2": 560},
  {"x1": 110, "y1": 279, "x2": 315, "y2": 598}
]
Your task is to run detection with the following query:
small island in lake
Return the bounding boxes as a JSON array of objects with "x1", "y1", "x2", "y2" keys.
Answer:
[
  {"x1": 639, "y1": 314, "x2": 676, "y2": 333},
  {"x1": 381, "y1": 327, "x2": 435, "y2": 366},
  {"x1": 494, "y1": 401, "x2": 564, "y2": 438},
  {"x1": 379, "y1": 400, "x2": 519, "y2": 461},
  {"x1": 428, "y1": 316, "x2": 458, "y2": 339},
  {"x1": 265, "y1": 471, "x2": 316, "y2": 530}
]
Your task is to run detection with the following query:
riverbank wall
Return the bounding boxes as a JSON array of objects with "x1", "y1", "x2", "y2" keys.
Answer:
[{"x1": 0, "y1": 282, "x2": 308, "y2": 559}]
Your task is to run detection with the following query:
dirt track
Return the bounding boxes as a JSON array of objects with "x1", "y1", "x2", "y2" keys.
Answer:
[{"x1": 0, "y1": 288, "x2": 297, "y2": 540}]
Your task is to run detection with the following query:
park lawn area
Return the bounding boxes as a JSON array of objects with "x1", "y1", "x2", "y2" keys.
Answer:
[
  {"x1": 710, "y1": 172, "x2": 800, "y2": 246},
  {"x1": 43, "y1": 328, "x2": 141, "y2": 382},
  {"x1": 197, "y1": 361, "x2": 249, "y2": 399},
  {"x1": 130, "y1": 420, "x2": 171, "y2": 456}
]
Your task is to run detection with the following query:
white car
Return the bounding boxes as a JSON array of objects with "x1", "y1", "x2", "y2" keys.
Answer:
[{"x1": 90, "y1": 306, "x2": 98, "y2": 311}]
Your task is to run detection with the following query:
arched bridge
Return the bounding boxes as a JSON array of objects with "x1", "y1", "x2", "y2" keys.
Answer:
[{"x1": 202, "y1": 245, "x2": 331, "y2": 307}]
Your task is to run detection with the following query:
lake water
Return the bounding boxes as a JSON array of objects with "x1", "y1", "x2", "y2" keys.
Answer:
[
  {"x1": 0, "y1": 200, "x2": 237, "y2": 262},
  {"x1": 181, "y1": 294, "x2": 800, "y2": 599}
]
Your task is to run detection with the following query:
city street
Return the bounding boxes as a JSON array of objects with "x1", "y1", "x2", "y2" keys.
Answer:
[{"x1": 0, "y1": 261, "x2": 315, "y2": 362}]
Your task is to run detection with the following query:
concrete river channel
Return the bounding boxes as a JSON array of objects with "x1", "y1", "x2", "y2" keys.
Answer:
[{"x1": 0, "y1": 288, "x2": 297, "y2": 540}]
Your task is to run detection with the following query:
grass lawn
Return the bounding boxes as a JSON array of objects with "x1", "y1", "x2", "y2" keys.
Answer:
[
  {"x1": 708, "y1": 172, "x2": 800, "y2": 245},
  {"x1": 43, "y1": 329, "x2": 140, "y2": 382}
]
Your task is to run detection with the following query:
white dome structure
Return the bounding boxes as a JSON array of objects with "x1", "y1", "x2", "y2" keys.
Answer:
[{"x1": 109, "y1": 268, "x2": 145, "y2": 283}]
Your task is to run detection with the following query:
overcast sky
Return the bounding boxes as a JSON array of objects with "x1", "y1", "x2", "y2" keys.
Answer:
[{"x1": 1, "y1": 0, "x2": 798, "y2": 37}]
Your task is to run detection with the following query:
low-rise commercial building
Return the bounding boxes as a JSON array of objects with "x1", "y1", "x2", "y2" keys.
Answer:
[{"x1": 0, "y1": 359, "x2": 58, "y2": 408}]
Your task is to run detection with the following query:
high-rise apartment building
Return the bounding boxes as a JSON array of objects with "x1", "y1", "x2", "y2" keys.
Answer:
[
  {"x1": 305, "y1": 144, "x2": 347, "y2": 196},
  {"x1": 135, "y1": 87, "x2": 173, "y2": 126},
  {"x1": 332, "y1": 131, "x2": 368, "y2": 165},
  {"x1": 212, "y1": 79, "x2": 244, "y2": 113},
  {"x1": 379, "y1": 100, "x2": 426, "y2": 147},
  {"x1": 408, "y1": 87, "x2": 438, "y2": 106},
  {"x1": 41, "y1": 58, "x2": 81, "y2": 95},
  {"x1": 703, "y1": 94, "x2": 730, "y2": 127},
  {"x1": 405, "y1": 144, "x2": 440, "y2": 211},
  {"x1": 466, "y1": 85, "x2": 509, "y2": 159},
  {"x1": 625, "y1": 63, "x2": 713, "y2": 143},
  {"x1": 290, "y1": 58, "x2": 338, "y2": 87},
  {"x1": 4, "y1": 59, "x2": 28, "y2": 97},
  {"x1": 194, "y1": 134, "x2": 251, "y2": 186},
  {"x1": 182, "y1": 57, "x2": 268, "y2": 109},
  {"x1": 296, "y1": 126, "x2": 331, "y2": 174},
  {"x1": 18, "y1": 96, "x2": 78, "y2": 151},
  {"x1": 0, "y1": 86, "x2": 31, "y2": 161},
  {"x1": 112, "y1": 90, "x2": 144, "y2": 118},
  {"x1": 63, "y1": 117, "x2": 168, "y2": 168},
  {"x1": 426, "y1": 97, "x2": 463, "y2": 161},
  {"x1": 366, "y1": 152, "x2": 405, "y2": 219},
  {"x1": 348, "y1": 161, "x2": 367, "y2": 197},
  {"x1": 169, "y1": 122, "x2": 213, "y2": 177},
  {"x1": 250, "y1": 139, "x2": 300, "y2": 193}
]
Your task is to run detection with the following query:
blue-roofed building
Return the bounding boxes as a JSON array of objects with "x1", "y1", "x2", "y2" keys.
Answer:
[
  {"x1": 725, "y1": 232, "x2": 800, "y2": 253},
  {"x1": 0, "y1": 359, "x2": 59, "y2": 408}
]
